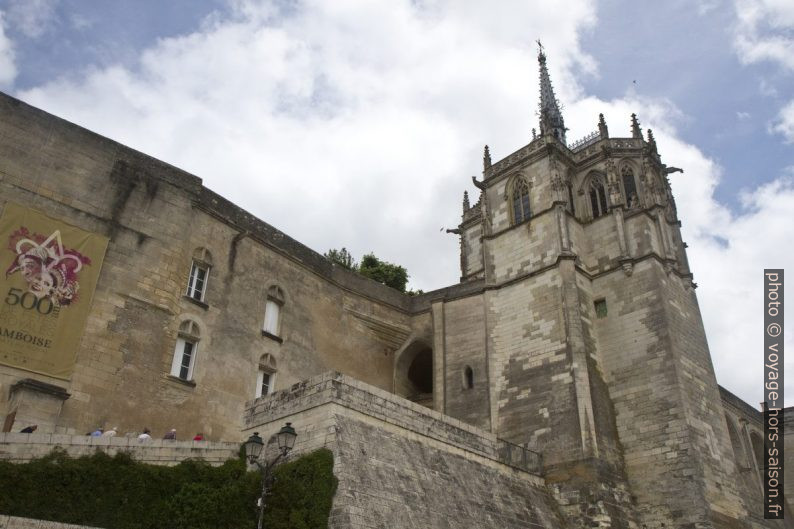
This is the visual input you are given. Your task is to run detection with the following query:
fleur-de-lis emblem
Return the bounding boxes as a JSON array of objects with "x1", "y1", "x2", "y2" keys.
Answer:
[{"x1": 6, "y1": 228, "x2": 90, "y2": 306}]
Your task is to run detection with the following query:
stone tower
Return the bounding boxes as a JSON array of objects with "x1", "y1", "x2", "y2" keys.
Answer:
[{"x1": 448, "y1": 48, "x2": 750, "y2": 528}]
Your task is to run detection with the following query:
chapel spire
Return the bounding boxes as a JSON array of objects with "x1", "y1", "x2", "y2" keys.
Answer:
[{"x1": 537, "y1": 41, "x2": 567, "y2": 145}]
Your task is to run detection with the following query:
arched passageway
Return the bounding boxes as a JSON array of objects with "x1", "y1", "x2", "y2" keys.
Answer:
[{"x1": 394, "y1": 340, "x2": 434, "y2": 409}]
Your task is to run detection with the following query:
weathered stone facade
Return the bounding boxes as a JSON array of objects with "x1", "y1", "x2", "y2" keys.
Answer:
[{"x1": 0, "y1": 49, "x2": 788, "y2": 528}]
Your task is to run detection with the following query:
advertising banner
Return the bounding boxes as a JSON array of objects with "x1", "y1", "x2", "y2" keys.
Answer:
[{"x1": 0, "y1": 203, "x2": 108, "y2": 379}]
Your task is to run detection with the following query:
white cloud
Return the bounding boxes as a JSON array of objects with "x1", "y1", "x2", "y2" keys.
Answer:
[
  {"x1": 15, "y1": 0, "x2": 791, "y2": 406},
  {"x1": 770, "y1": 100, "x2": 794, "y2": 142},
  {"x1": 0, "y1": 11, "x2": 16, "y2": 86},
  {"x1": 19, "y1": 0, "x2": 597, "y2": 291},
  {"x1": 6, "y1": 0, "x2": 59, "y2": 38},
  {"x1": 733, "y1": 0, "x2": 794, "y2": 70}
]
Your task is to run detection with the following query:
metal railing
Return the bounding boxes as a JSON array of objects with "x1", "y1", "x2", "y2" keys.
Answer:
[{"x1": 495, "y1": 438, "x2": 543, "y2": 475}]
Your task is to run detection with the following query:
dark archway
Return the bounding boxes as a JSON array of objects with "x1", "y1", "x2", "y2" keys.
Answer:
[{"x1": 394, "y1": 340, "x2": 434, "y2": 409}]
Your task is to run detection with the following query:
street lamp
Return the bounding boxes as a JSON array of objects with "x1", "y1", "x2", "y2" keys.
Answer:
[{"x1": 243, "y1": 423, "x2": 298, "y2": 529}]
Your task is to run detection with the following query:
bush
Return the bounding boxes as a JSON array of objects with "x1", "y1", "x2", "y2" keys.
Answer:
[
  {"x1": 0, "y1": 448, "x2": 336, "y2": 529},
  {"x1": 263, "y1": 448, "x2": 338, "y2": 529}
]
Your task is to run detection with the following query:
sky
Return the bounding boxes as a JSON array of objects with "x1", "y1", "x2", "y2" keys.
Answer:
[{"x1": 0, "y1": 0, "x2": 791, "y2": 408}]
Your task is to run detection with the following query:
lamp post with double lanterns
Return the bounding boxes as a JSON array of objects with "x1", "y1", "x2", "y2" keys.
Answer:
[{"x1": 243, "y1": 423, "x2": 298, "y2": 529}]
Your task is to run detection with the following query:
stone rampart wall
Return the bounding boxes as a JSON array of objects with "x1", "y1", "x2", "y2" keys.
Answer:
[
  {"x1": 243, "y1": 372, "x2": 561, "y2": 529},
  {"x1": 244, "y1": 371, "x2": 541, "y2": 475},
  {"x1": 0, "y1": 433, "x2": 239, "y2": 466}
]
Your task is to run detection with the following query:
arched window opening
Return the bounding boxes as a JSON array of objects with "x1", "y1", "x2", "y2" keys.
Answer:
[
  {"x1": 589, "y1": 179, "x2": 608, "y2": 219},
  {"x1": 256, "y1": 353, "x2": 278, "y2": 398},
  {"x1": 171, "y1": 319, "x2": 201, "y2": 381},
  {"x1": 263, "y1": 286, "x2": 285, "y2": 338},
  {"x1": 622, "y1": 166, "x2": 639, "y2": 208},
  {"x1": 512, "y1": 178, "x2": 531, "y2": 224},
  {"x1": 463, "y1": 366, "x2": 474, "y2": 389}
]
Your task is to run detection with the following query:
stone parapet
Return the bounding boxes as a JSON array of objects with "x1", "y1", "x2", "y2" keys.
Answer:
[
  {"x1": 0, "y1": 433, "x2": 239, "y2": 466},
  {"x1": 243, "y1": 371, "x2": 542, "y2": 476},
  {"x1": 0, "y1": 516, "x2": 102, "y2": 529}
]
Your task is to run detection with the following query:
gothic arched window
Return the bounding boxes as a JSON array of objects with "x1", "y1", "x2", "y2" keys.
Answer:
[
  {"x1": 512, "y1": 178, "x2": 531, "y2": 224},
  {"x1": 621, "y1": 166, "x2": 639, "y2": 208},
  {"x1": 589, "y1": 179, "x2": 608, "y2": 218}
]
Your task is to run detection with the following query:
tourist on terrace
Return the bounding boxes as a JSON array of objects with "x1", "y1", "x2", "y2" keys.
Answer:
[{"x1": 102, "y1": 427, "x2": 118, "y2": 437}]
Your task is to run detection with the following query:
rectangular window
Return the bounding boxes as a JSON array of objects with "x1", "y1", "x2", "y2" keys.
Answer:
[
  {"x1": 255, "y1": 370, "x2": 274, "y2": 398},
  {"x1": 263, "y1": 299, "x2": 280, "y2": 335},
  {"x1": 594, "y1": 298, "x2": 608, "y2": 319},
  {"x1": 186, "y1": 262, "x2": 209, "y2": 301},
  {"x1": 170, "y1": 338, "x2": 197, "y2": 380}
]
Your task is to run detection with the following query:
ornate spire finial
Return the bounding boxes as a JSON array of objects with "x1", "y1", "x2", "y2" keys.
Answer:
[
  {"x1": 463, "y1": 191, "x2": 470, "y2": 212},
  {"x1": 598, "y1": 113, "x2": 609, "y2": 138},
  {"x1": 630, "y1": 113, "x2": 642, "y2": 139},
  {"x1": 532, "y1": 128, "x2": 537, "y2": 139},
  {"x1": 647, "y1": 129, "x2": 657, "y2": 153},
  {"x1": 537, "y1": 45, "x2": 567, "y2": 144},
  {"x1": 483, "y1": 145, "x2": 491, "y2": 169}
]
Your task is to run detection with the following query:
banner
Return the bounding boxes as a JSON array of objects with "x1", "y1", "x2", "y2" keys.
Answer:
[{"x1": 0, "y1": 203, "x2": 108, "y2": 379}]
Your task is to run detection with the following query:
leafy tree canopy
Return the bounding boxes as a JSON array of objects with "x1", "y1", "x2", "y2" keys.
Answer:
[
  {"x1": 323, "y1": 247, "x2": 356, "y2": 270},
  {"x1": 324, "y1": 248, "x2": 411, "y2": 293},
  {"x1": 358, "y1": 253, "x2": 408, "y2": 292}
]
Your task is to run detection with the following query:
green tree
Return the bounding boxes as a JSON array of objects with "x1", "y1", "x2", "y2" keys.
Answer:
[
  {"x1": 358, "y1": 253, "x2": 409, "y2": 292},
  {"x1": 323, "y1": 247, "x2": 356, "y2": 270}
]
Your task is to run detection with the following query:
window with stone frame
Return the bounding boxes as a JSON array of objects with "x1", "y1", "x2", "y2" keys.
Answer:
[
  {"x1": 621, "y1": 165, "x2": 639, "y2": 209},
  {"x1": 171, "y1": 320, "x2": 201, "y2": 381},
  {"x1": 511, "y1": 178, "x2": 531, "y2": 224},
  {"x1": 262, "y1": 285, "x2": 285, "y2": 338},
  {"x1": 186, "y1": 248, "x2": 213, "y2": 302},
  {"x1": 255, "y1": 353, "x2": 278, "y2": 398},
  {"x1": 589, "y1": 178, "x2": 608, "y2": 219},
  {"x1": 594, "y1": 299, "x2": 608, "y2": 318}
]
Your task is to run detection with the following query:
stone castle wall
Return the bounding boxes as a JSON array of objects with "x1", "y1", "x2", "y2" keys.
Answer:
[
  {"x1": 0, "y1": 92, "x2": 424, "y2": 440},
  {"x1": 242, "y1": 372, "x2": 560, "y2": 529}
]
